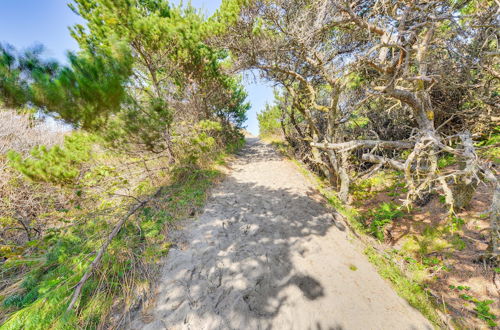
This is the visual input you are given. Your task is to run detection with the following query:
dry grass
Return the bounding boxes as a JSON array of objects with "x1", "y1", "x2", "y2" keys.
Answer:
[
  {"x1": 0, "y1": 109, "x2": 67, "y2": 246},
  {"x1": 0, "y1": 109, "x2": 64, "y2": 156},
  {"x1": 0, "y1": 116, "x2": 244, "y2": 328}
]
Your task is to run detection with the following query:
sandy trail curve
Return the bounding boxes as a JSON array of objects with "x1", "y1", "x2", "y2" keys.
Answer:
[{"x1": 129, "y1": 138, "x2": 432, "y2": 330}]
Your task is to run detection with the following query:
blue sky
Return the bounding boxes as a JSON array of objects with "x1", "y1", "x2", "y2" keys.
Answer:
[{"x1": 0, "y1": 0, "x2": 273, "y2": 135}]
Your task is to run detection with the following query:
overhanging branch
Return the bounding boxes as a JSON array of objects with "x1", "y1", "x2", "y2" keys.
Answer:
[{"x1": 311, "y1": 139, "x2": 414, "y2": 152}]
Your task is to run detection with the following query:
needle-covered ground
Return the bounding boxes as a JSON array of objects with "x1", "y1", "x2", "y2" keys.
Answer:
[{"x1": 128, "y1": 138, "x2": 432, "y2": 330}]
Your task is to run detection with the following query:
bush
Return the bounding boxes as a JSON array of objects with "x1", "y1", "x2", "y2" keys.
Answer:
[
  {"x1": 7, "y1": 133, "x2": 94, "y2": 185},
  {"x1": 257, "y1": 104, "x2": 282, "y2": 138}
]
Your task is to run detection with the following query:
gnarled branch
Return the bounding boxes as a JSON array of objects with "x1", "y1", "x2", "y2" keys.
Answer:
[{"x1": 311, "y1": 139, "x2": 414, "y2": 152}]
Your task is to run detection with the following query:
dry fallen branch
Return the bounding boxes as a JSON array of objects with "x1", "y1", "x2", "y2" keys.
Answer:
[
  {"x1": 361, "y1": 154, "x2": 405, "y2": 171},
  {"x1": 66, "y1": 187, "x2": 163, "y2": 312}
]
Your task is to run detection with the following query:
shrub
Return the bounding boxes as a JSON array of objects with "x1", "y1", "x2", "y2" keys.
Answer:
[
  {"x1": 7, "y1": 133, "x2": 94, "y2": 185},
  {"x1": 257, "y1": 103, "x2": 282, "y2": 138}
]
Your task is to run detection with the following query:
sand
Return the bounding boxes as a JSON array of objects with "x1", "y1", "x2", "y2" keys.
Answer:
[{"x1": 127, "y1": 138, "x2": 433, "y2": 330}]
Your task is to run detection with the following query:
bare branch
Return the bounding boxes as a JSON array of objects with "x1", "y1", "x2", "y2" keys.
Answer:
[{"x1": 311, "y1": 139, "x2": 414, "y2": 152}]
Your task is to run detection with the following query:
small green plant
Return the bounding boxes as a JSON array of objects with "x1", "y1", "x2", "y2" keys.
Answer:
[
  {"x1": 475, "y1": 300, "x2": 498, "y2": 327},
  {"x1": 447, "y1": 216, "x2": 465, "y2": 233},
  {"x1": 346, "y1": 113, "x2": 369, "y2": 129},
  {"x1": 345, "y1": 72, "x2": 366, "y2": 90},
  {"x1": 349, "y1": 264, "x2": 358, "y2": 271},
  {"x1": 386, "y1": 182, "x2": 406, "y2": 197},
  {"x1": 459, "y1": 293, "x2": 473, "y2": 301},
  {"x1": 455, "y1": 288, "x2": 498, "y2": 327},
  {"x1": 352, "y1": 172, "x2": 395, "y2": 200},
  {"x1": 437, "y1": 154, "x2": 456, "y2": 168},
  {"x1": 422, "y1": 257, "x2": 440, "y2": 266},
  {"x1": 450, "y1": 234, "x2": 466, "y2": 251},
  {"x1": 476, "y1": 132, "x2": 500, "y2": 164},
  {"x1": 367, "y1": 202, "x2": 403, "y2": 241},
  {"x1": 257, "y1": 103, "x2": 283, "y2": 138},
  {"x1": 449, "y1": 285, "x2": 471, "y2": 291}
]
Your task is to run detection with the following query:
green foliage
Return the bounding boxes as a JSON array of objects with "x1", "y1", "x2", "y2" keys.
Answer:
[
  {"x1": 31, "y1": 43, "x2": 133, "y2": 130},
  {"x1": 214, "y1": 75, "x2": 249, "y2": 127},
  {"x1": 345, "y1": 72, "x2": 365, "y2": 89},
  {"x1": 71, "y1": 0, "x2": 249, "y2": 135},
  {"x1": 0, "y1": 44, "x2": 60, "y2": 108},
  {"x1": 364, "y1": 247, "x2": 442, "y2": 327},
  {"x1": 450, "y1": 234, "x2": 466, "y2": 251},
  {"x1": 367, "y1": 202, "x2": 403, "y2": 241},
  {"x1": 1, "y1": 0, "x2": 249, "y2": 154},
  {"x1": 0, "y1": 44, "x2": 29, "y2": 108},
  {"x1": 346, "y1": 113, "x2": 370, "y2": 129},
  {"x1": 402, "y1": 226, "x2": 452, "y2": 256},
  {"x1": 258, "y1": 103, "x2": 282, "y2": 138},
  {"x1": 7, "y1": 133, "x2": 95, "y2": 184},
  {"x1": 477, "y1": 132, "x2": 500, "y2": 147},
  {"x1": 68, "y1": 0, "x2": 249, "y2": 147},
  {"x1": 104, "y1": 97, "x2": 174, "y2": 153},
  {"x1": 352, "y1": 171, "x2": 395, "y2": 200},
  {"x1": 474, "y1": 300, "x2": 497, "y2": 328},
  {"x1": 176, "y1": 120, "x2": 223, "y2": 165},
  {"x1": 449, "y1": 285, "x2": 471, "y2": 291},
  {"x1": 448, "y1": 216, "x2": 465, "y2": 233},
  {"x1": 0, "y1": 143, "x2": 239, "y2": 329},
  {"x1": 209, "y1": 0, "x2": 248, "y2": 35},
  {"x1": 477, "y1": 131, "x2": 500, "y2": 164},
  {"x1": 454, "y1": 289, "x2": 498, "y2": 327},
  {"x1": 437, "y1": 154, "x2": 456, "y2": 169}
]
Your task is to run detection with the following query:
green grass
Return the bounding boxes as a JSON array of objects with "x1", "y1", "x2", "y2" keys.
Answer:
[
  {"x1": 274, "y1": 141, "x2": 444, "y2": 328},
  {"x1": 1, "y1": 169, "x2": 221, "y2": 329},
  {"x1": 0, "y1": 137, "x2": 244, "y2": 329},
  {"x1": 364, "y1": 247, "x2": 442, "y2": 327},
  {"x1": 474, "y1": 300, "x2": 497, "y2": 327},
  {"x1": 476, "y1": 132, "x2": 500, "y2": 164},
  {"x1": 351, "y1": 171, "x2": 395, "y2": 200}
]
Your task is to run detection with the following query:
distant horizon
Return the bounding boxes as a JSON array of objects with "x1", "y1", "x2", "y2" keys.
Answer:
[{"x1": 0, "y1": 0, "x2": 273, "y2": 136}]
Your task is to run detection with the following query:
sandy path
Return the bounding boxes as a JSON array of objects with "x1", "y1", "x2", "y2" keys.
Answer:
[{"x1": 129, "y1": 138, "x2": 433, "y2": 330}]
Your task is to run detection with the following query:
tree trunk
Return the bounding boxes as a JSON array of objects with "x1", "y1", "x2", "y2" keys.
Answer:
[
  {"x1": 338, "y1": 152, "x2": 350, "y2": 203},
  {"x1": 452, "y1": 133, "x2": 479, "y2": 210}
]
